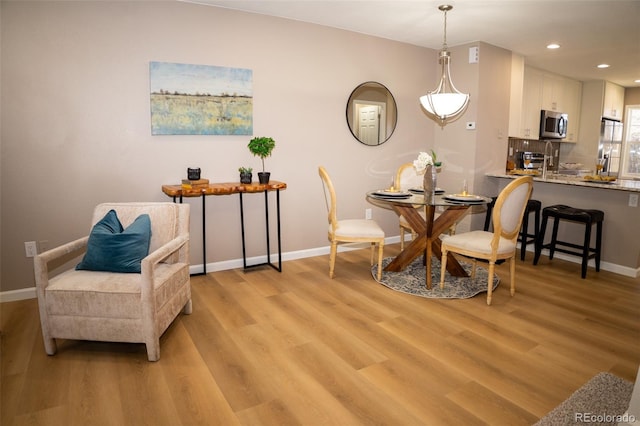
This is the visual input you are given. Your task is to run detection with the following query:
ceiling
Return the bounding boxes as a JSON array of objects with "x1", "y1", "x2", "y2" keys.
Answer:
[{"x1": 182, "y1": 0, "x2": 640, "y2": 88}]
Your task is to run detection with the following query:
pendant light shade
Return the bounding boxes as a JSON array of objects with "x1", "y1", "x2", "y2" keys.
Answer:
[{"x1": 420, "y1": 5, "x2": 469, "y2": 127}]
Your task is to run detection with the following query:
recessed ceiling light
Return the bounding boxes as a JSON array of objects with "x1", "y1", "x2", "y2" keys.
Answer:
[
  {"x1": 597, "y1": 64, "x2": 610, "y2": 69},
  {"x1": 547, "y1": 43, "x2": 560, "y2": 49}
]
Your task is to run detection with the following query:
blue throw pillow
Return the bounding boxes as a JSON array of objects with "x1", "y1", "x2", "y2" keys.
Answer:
[{"x1": 76, "y1": 209, "x2": 152, "y2": 273}]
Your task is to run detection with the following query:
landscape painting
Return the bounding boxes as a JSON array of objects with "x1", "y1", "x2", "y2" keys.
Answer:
[{"x1": 150, "y1": 62, "x2": 253, "y2": 135}]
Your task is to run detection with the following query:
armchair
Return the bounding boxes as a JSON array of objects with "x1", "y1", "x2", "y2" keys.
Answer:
[{"x1": 34, "y1": 202, "x2": 191, "y2": 361}]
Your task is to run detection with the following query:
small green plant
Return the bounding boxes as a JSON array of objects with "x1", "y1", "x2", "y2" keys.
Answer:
[
  {"x1": 238, "y1": 167, "x2": 252, "y2": 174},
  {"x1": 248, "y1": 136, "x2": 276, "y2": 172}
]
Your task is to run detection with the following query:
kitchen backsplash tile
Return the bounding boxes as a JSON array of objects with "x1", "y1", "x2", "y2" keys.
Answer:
[{"x1": 508, "y1": 137, "x2": 560, "y2": 172}]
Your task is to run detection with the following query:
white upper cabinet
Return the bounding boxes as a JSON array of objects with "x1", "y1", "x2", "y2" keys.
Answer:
[
  {"x1": 578, "y1": 80, "x2": 626, "y2": 158},
  {"x1": 510, "y1": 66, "x2": 582, "y2": 141},
  {"x1": 541, "y1": 73, "x2": 565, "y2": 111},
  {"x1": 561, "y1": 79, "x2": 582, "y2": 142},
  {"x1": 520, "y1": 67, "x2": 543, "y2": 139},
  {"x1": 602, "y1": 81, "x2": 625, "y2": 119}
]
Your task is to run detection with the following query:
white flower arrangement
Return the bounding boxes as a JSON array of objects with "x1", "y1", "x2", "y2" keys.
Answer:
[{"x1": 413, "y1": 151, "x2": 434, "y2": 174}]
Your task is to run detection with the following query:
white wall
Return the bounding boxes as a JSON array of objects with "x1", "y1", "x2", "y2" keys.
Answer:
[{"x1": 1, "y1": 1, "x2": 442, "y2": 292}]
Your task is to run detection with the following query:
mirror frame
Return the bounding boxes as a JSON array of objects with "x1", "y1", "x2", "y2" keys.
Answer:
[{"x1": 346, "y1": 81, "x2": 398, "y2": 146}]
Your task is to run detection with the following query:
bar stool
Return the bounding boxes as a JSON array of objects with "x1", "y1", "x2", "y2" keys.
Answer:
[
  {"x1": 533, "y1": 204, "x2": 604, "y2": 278},
  {"x1": 484, "y1": 197, "x2": 541, "y2": 260}
]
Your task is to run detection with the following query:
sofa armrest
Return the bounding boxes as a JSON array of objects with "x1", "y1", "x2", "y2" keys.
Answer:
[
  {"x1": 34, "y1": 236, "x2": 90, "y2": 290},
  {"x1": 139, "y1": 234, "x2": 189, "y2": 311},
  {"x1": 141, "y1": 234, "x2": 189, "y2": 271}
]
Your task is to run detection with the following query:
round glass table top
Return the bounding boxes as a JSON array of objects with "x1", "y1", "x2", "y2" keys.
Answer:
[{"x1": 366, "y1": 190, "x2": 492, "y2": 207}]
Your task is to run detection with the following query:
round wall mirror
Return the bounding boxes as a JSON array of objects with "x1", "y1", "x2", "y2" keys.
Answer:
[{"x1": 346, "y1": 81, "x2": 398, "y2": 146}]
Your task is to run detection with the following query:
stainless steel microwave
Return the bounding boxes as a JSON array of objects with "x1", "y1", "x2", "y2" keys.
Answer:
[{"x1": 540, "y1": 110, "x2": 568, "y2": 139}]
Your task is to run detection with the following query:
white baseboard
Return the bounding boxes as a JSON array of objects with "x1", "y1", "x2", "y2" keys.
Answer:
[
  {"x1": 0, "y1": 287, "x2": 37, "y2": 303},
  {"x1": 2, "y1": 234, "x2": 636, "y2": 303},
  {"x1": 528, "y1": 247, "x2": 639, "y2": 278}
]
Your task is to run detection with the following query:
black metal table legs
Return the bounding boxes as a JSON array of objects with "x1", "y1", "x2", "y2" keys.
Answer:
[{"x1": 239, "y1": 189, "x2": 282, "y2": 272}]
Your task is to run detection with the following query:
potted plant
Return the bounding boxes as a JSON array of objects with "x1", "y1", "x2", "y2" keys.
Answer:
[
  {"x1": 248, "y1": 136, "x2": 275, "y2": 184},
  {"x1": 238, "y1": 167, "x2": 252, "y2": 184}
]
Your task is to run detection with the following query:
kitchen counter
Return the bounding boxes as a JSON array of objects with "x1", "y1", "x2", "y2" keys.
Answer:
[
  {"x1": 485, "y1": 173, "x2": 640, "y2": 277},
  {"x1": 487, "y1": 173, "x2": 640, "y2": 193}
]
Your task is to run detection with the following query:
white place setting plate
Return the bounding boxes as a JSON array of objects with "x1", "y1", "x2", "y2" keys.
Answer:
[
  {"x1": 443, "y1": 193, "x2": 486, "y2": 203},
  {"x1": 372, "y1": 189, "x2": 412, "y2": 199},
  {"x1": 409, "y1": 187, "x2": 445, "y2": 194}
]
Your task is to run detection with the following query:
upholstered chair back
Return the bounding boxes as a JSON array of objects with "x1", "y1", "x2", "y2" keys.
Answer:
[{"x1": 92, "y1": 202, "x2": 186, "y2": 255}]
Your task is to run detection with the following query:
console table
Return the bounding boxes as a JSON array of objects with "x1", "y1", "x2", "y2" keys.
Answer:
[{"x1": 161, "y1": 181, "x2": 287, "y2": 275}]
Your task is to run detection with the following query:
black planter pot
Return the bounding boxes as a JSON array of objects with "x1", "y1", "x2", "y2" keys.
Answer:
[
  {"x1": 240, "y1": 172, "x2": 252, "y2": 184},
  {"x1": 258, "y1": 172, "x2": 270, "y2": 184}
]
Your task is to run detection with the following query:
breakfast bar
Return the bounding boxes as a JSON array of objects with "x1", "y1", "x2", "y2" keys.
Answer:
[{"x1": 486, "y1": 173, "x2": 640, "y2": 277}]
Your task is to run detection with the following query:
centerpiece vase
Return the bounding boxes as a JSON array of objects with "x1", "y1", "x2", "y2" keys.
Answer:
[{"x1": 423, "y1": 164, "x2": 437, "y2": 202}]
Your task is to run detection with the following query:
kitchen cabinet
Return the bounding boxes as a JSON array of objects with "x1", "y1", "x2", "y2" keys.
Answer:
[
  {"x1": 519, "y1": 67, "x2": 543, "y2": 139},
  {"x1": 510, "y1": 66, "x2": 582, "y2": 141},
  {"x1": 603, "y1": 81, "x2": 625, "y2": 119},
  {"x1": 541, "y1": 73, "x2": 564, "y2": 111},
  {"x1": 562, "y1": 79, "x2": 582, "y2": 142},
  {"x1": 577, "y1": 80, "x2": 626, "y2": 159}
]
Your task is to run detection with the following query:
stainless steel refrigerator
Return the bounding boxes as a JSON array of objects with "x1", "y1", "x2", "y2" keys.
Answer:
[{"x1": 599, "y1": 118, "x2": 624, "y2": 175}]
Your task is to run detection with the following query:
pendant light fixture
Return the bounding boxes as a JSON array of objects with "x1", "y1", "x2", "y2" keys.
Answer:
[{"x1": 420, "y1": 4, "x2": 469, "y2": 127}]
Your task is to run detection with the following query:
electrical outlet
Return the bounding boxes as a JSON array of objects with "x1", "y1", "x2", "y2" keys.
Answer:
[
  {"x1": 25, "y1": 241, "x2": 38, "y2": 258},
  {"x1": 629, "y1": 193, "x2": 638, "y2": 207},
  {"x1": 365, "y1": 208, "x2": 372, "y2": 220},
  {"x1": 39, "y1": 240, "x2": 49, "y2": 252}
]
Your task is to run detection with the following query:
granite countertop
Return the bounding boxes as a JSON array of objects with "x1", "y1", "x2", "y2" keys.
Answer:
[{"x1": 487, "y1": 173, "x2": 640, "y2": 193}]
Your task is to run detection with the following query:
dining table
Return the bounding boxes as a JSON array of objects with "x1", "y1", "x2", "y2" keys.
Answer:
[{"x1": 366, "y1": 189, "x2": 492, "y2": 289}]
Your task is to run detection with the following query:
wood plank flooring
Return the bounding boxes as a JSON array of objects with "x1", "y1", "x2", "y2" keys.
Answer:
[{"x1": 2, "y1": 245, "x2": 639, "y2": 425}]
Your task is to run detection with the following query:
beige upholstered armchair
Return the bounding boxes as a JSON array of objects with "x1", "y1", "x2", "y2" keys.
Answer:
[{"x1": 34, "y1": 202, "x2": 192, "y2": 361}]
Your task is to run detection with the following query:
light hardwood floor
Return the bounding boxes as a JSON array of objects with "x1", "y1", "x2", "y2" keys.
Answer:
[{"x1": 2, "y1": 245, "x2": 639, "y2": 425}]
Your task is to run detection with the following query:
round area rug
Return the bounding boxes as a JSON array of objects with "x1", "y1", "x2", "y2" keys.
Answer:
[{"x1": 371, "y1": 257, "x2": 499, "y2": 299}]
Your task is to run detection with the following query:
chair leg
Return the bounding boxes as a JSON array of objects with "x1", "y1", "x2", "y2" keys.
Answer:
[
  {"x1": 146, "y1": 340, "x2": 160, "y2": 362},
  {"x1": 183, "y1": 299, "x2": 193, "y2": 315},
  {"x1": 329, "y1": 241, "x2": 337, "y2": 278},
  {"x1": 376, "y1": 241, "x2": 384, "y2": 281},
  {"x1": 520, "y1": 211, "x2": 530, "y2": 261},
  {"x1": 440, "y1": 250, "x2": 448, "y2": 290},
  {"x1": 534, "y1": 214, "x2": 549, "y2": 265},
  {"x1": 43, "y1": 336, "x2": 57, "y2": 356},
  {"x1": 549, "y1": 217, "x2": 560, "y2": 260},
  {"x1": 510, "y1": 256, "x2": 516, "y2": 296},
  {"x1": 595, "y1": 220, "x2": 603, "y2": 272},
  {"x1": 486, "y1": 261, "x2": 495, "y2": 305},
  {"x1": 581, "y1": 222, "x2": 592, "y2": 279},
  {"x1": 370, "y1": 242, "x2": 375, "y2": 265}
]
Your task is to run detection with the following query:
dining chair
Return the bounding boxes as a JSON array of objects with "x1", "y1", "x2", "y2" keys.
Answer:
[
  {"x1": 318, "y1": 166, "x2": 385, "y2": 280},
  {"x1": 439, "y1": 176, "x2": 533, "y2": 305}
]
